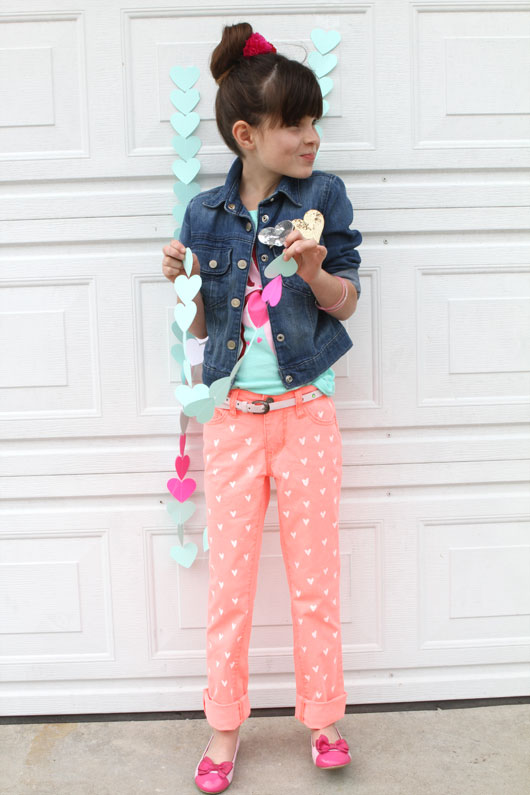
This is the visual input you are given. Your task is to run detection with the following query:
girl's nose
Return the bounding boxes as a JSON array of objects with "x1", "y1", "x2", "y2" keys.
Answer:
[{"x1": 304, "y1": 124, "x2": 320, "y2": 145}]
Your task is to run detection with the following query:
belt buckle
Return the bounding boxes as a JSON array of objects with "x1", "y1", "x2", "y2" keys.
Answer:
[{"x1": 250, "y1": 397, "x2": 274, "y2": 414}]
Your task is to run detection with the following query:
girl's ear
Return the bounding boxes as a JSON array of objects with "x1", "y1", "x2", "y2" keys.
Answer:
[{"x1": 232, "y1": 120, "x2": 255, "y2": 152}]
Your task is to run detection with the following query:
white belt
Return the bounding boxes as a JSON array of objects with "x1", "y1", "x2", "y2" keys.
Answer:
[{"x1": 220, "y1": 388, "x2": 324, "y2": 414}]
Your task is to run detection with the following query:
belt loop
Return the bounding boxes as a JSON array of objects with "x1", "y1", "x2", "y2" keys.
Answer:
[
  {"x1": 294, "y1": 387, "x2": 305, "y2": 419},
  {"x1": 229, "y1": 390, "x2": 238, "y2": 416}
]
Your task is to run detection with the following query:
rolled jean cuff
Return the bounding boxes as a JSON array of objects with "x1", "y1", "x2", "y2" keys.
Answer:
[
  {"x1": 295, "y1": 691, "x2": 347, "y2": 729},
  {"x1": 202, "y1": 687, "x2": 251, "y2": 730}
]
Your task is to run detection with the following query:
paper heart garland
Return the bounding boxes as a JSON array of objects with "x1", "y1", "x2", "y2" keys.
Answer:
[
  {"x1": 169, "y1": 63, "x2": 204, "y2": 565},
  {"x1": 310, "y1": 28, "x2": 341, "y2": 55},
  {"x1": 172, "y1": 157, "x2": 201, "y2": 185},
  {"x1": 170, "y1": 87, "x2": 200, "y2": 114},
  {"x1": 167, "y1": 476, "x2": 197, "y2": 502},
  {"x1": 307, "y1": 51, "x2": 338, "y2": 78},
  {"x1": 171, "y1": 111, "x2": 200, "y2": 138},
  {"x1": 175, "y1": 454, "x2": 190, "y2": 479},
  {"x1": 170, "y1": 65, "x2": 200, "y2": 91},
  {"x1": 292, "y1": 210, "x2": 325, "y2": 243},
  {"x1": 258, "y1": 220, "x2": 293, "y2": 246},
  {"x1": 172, "y1": 135, "x2": 201, "y2": 161},
  {"x1": 170, "y1": 541, "x2": 198, "y2": 568}
]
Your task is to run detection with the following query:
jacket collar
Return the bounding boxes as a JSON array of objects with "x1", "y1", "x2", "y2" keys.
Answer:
[{"x1": 202, "y1": 157, "x2": 303, "y2": 212}]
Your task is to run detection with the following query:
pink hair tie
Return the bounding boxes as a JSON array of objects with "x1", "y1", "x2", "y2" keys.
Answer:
[
  {"x1": 315, "y1": 276, "x2": 349, "y2": 312},
  {"x1": 243, "y1": 32, "x2": 277, "y2": 57}
]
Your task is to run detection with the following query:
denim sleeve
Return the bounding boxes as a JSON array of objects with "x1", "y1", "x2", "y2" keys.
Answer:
[{"x1": 321, "y1": 175, "x2": 362, "y2": 299}]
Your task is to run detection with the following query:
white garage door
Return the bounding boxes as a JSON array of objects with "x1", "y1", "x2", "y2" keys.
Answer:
[{"x1": 1, "y1": 1, "x2": 529, "y2": 716}]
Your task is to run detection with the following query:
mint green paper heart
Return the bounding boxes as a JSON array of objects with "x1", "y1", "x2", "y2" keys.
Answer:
[
  {"x1": 322, "y1": 99, "x2": 330, "y2": 116},
  {"x1": 184, "y1": 396, "x2": 215, "y2": 423},
  {"x1": 175, "y1": 382, "x2": 209, "y2": 407},
  {"x1": 203, "y1": 526, "x2": 209, "y2": 552},
  {"x1": 310, "y1": 28, "x2": 341, "y2": 54},
  {"x1": 182, "y1": 359, "x2": 192, "y2": 386},
  {"x1": 175, "y1": 273, "x2": 201, "y2": 303},
  {"x1": 166, "y1": 499, "x2": 195, "y2": 524},
  {"x1": 171, "y1": 111, "x2": 200, "y2": 138},
  {"x1": 170, "y1": 88, "x2": 200, "y2": 114},
  {"x1": 210, "y1": 376, "x2": 232, "y2": 405},
  {"x1": 180, "y1": 411, "x2": 189, "y2": 434},
  {"x1": 315, "y1": 124, "x2": 323, "y2": 139},
  {"x1": 172, "y1": 157, "x2": 200, "y2": 184},
  {"x1": 171, "y1": 342, "x2": 185, "y2": 364},
  {"x1": 170, "y1": 541, "x2": 198, "y2": 568},
  {"x1": 174, "y1": 301, "x2": 197, "y2": 331},
  {"x1": 308, "y1": 51, "x2": 337, "y2": 78},
  {"x1": 172, "y1": 135, "x2": 201, "y2": 161},
  {"x1": 170, "y1": 542, "x2": 198, "y2": 568},
  {"x1": 170, "y1": 65, "x2": 200, "y2": 91},
  {"x1": 173, "y1": 181, "x2": 200, "y2": 202},
  {"x1": 264, "y1": 253, "x2": 298, "y2": 278},
  {"x1": 173, "y1": 204, "x2": 186, "y2": 225},
  {"x1": 171, "y1": 321, "x2": 184, "y2": 341},
  {"x1": 183, "y1": 247, "x2": 193, "y2": 277},
  {"x1": 318, "y1": 77, "x2": 333, "y2": 98}
]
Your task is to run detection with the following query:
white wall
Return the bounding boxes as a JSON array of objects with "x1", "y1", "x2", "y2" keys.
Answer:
[{"x1": 1, "y1": 1, "x2": 529, "y2": 716}]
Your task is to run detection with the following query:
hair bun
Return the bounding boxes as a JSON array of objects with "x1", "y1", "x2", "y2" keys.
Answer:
[{"x1": 210, "y1": 22, "x2": 253, "y2": 84}]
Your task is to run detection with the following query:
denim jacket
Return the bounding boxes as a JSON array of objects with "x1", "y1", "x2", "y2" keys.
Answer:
[{"x1": 179, "y1": 157, "x2": 362, "y2": 390}]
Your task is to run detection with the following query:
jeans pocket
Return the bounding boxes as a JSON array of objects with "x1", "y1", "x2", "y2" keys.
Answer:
[{"x1": 302, "y1": 395, "x2": 337, "y2": 425}]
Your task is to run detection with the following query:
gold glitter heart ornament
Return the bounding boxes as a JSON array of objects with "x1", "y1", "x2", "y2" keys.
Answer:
[{"x1": 292, "y1": 210, "x2": 324, "y2": 243}]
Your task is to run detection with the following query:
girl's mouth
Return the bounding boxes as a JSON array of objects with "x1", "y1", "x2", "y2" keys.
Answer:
[{"x1": 301, "y1": 153, "x2": 316, "y2": 162}]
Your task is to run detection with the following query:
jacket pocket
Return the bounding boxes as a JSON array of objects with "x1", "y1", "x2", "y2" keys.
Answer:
[{"x1": 194, "y1": 246, "x2": 232, "y2": 308}]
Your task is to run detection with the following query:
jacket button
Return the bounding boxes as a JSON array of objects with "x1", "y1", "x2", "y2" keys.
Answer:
[
  {"x1": 227, "y1": 340, "x2": 236, "y2": 350},
  {"x1": 237, "y1": 259, "x2": 247, "y2": 269},
  {"x1": 208, "y1": 259, "x2": 218, "y2": 268},
  {"x1": 245, "y1": 221, "x2": 252, "y2": 231},
  {"x1": 276, "y1": 333, "x2": 285, "y2": 342},
  {"x1": 260, "y1": 254, "x2": 269, "y2": 262},
  {"x1": 228, "y1": 202, "x2": 236, "y2": 210},
  {"x1": 261, "y1": 214, "x2": 270, "y2": 223},
  {"x1": 231, "y1": 298, "x2": 241, "y2": 308},
  {"x1": 286, "y1": 375, "x2": 293, "y2": 383}
]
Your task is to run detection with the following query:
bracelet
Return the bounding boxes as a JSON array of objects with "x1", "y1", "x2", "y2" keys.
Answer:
[{"x1": 315, "y1": 276, "x2": 349, "y2": 312}]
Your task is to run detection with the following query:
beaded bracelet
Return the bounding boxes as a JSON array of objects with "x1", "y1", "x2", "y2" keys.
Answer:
[{"x1": 315, "y1": 275, "x2": 349, "y2": 311}]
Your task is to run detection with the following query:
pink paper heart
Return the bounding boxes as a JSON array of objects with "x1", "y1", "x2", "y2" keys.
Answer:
[
  {"x1": 261, "y1": 275, "x2": 282, "y2": 306},
  {"x1": 247, "y1": 290, "x2": 269, "y2": 327},
  {"x1": 175, "y1": 454, "x2": 190, "y2": 479},
  {"x1": 167, "y1": 476, "x2": 196, "y2": 502},
  {"x1": 179, "y1": 435, "x2": 186, "y2": 456}
]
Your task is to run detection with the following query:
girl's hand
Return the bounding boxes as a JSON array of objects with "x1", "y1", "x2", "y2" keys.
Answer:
[
  {"x1": 161, "y1": 239, "x2": 200, "y2": 283},
  {"x1": 282, "y1": 229, "x2": 327, "y2": 285}
]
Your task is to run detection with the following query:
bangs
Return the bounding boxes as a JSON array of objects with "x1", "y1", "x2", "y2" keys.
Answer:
[{"x1": 260, "y1": 58, "x2": 323, "y2": 126}]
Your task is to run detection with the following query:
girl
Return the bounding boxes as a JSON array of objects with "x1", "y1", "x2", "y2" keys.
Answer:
[{"x1": 162, "y1": 22, "x2": 362, "y2": 793}]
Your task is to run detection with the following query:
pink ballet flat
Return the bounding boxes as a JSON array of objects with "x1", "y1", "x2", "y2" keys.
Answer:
[
  {"x1": 311, "y1": 726, "x2": 351, "y2": 769},
  {"x1": 194, "y1": 732, "x2": 240, "y2": 793}
]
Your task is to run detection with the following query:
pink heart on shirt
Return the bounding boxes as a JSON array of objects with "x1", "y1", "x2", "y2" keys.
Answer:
[
  {"x1": 247, "y1": 290, "x2": 269, "y2": 327},
  {"x1": 262, "y1": 275, "x2": 282, "y2": 307}
]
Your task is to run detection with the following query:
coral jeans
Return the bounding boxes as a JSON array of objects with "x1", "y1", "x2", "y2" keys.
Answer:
[{"x1": 201, "y1": 383, "x2": 347, "y2": 730}]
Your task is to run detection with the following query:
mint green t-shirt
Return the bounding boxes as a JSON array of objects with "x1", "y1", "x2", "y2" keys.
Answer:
[{"x1": 231, "y1": 209, "x2": 335, "y2": 395}]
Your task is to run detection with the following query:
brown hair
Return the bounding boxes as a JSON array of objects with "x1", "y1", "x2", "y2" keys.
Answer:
[{"x1": 210, "y1": 23, "x2": 323, "y2": 156}]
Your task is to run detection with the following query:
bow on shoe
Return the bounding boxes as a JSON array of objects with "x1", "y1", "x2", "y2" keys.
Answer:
[
  {"x1": 197, "y1": 756, "x2": 234, "y2": 779},
  {"x1": 315, "y1": 735, "x2": 350, "y2": 755}
]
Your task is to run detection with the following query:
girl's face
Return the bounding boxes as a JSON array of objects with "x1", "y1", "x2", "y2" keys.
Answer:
[{"x1": 251, "y1": 115, "x2": 320, "y2": 180}]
